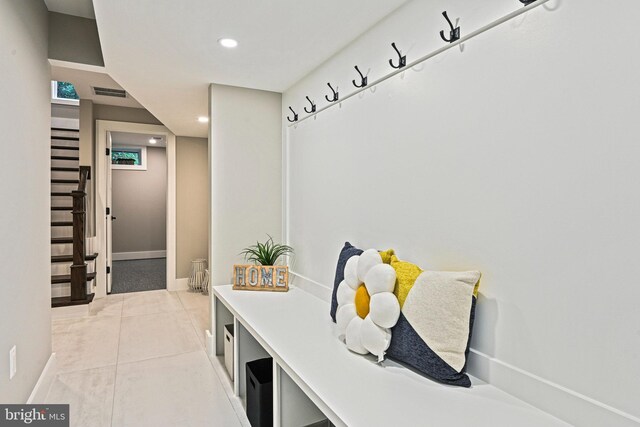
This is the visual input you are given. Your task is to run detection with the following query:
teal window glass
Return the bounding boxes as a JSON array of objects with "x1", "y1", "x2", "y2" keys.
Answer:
[
  {"x1": 56, "y1": 82, "x2": 79, "y2": 100},
  {"x1": 112, "y1": 149, "x2": 142, "y2": 166}
]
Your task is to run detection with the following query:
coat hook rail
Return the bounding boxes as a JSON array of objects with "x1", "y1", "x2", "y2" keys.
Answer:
[
  {"x1": 287, "y1": 106, "x2": 298, "y2": 123},
  {"x1": 352, "y1": 65, "x2": 368, "y2": 88},
  {"x1": 325, "y1": 83, "x2": 339, "y2": 102},
  {"x1": 288, "y1": 0, "x2": 549, "y2": 126},
  {"x1": 389, "y1": 42, "x2": 406, "y2": 69},
  {"x1": 439, "y1": 11, "x2": 460, "y2": 43},
  {"x1": 304, "y1": 96, "x2": 316, "y2": 113}
]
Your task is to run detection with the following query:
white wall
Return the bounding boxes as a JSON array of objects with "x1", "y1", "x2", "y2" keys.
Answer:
[
  {"x1": 111, "y1": 146, "x2": 167, "y2": 254},
  {"x1": 283, "y1": 1, "x2": 640, "y2": 425},
  {"x1": 176, "y1": 136, "x2": 209, "y2": 278},
  {"x1": 209, "y1": 84, "x2": 282, "y2": 286},
  {"x1": 0, "y1": 0, "x2": 51, "y2": 402}
]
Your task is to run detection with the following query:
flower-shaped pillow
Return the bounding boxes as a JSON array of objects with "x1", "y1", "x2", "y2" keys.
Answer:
[{"x1": 335, "y1": 249, "x2": 401, "y2": 362}]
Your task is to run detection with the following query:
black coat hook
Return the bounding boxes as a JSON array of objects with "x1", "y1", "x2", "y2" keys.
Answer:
[
  {"x1": 439, "y1": 11, "x2": 460, "y2": 43},
  {"x1": 304, "y1": 96, "x2": 316, "y2": 113},
  {"x1": 352, "y1": 66, "x2": 368, "y2": 88},
  {"x1": 287, "y1": 106, "x2": 298, "y2": 123},
  {"x1": 519, "y1": 0, "x2": 537, "y2": 4},
  {"x1": 389, "y1": 42, "x2": 406, "y2": 69},
  {"x1": 325, "y1": 83, "x2": 339, "y2": 102}
]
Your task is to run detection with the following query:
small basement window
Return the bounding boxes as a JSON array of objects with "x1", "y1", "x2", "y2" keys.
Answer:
[
  {"x1": 51, "y1": 81, "x2": 80, "y2": 105},
  {"x1": 111, "y1": 146, "x2": 147, "y2": 171}
]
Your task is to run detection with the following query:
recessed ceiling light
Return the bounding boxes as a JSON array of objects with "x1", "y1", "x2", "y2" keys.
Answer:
[
  {"x1": 218, "y1": 38, "x2": 238, "y2": 48},
  {"x1": 198, "y1": 116, "x2": 209, "y2": 123},
  {"x1": 149, "y1": 138, "x2": 158, "y2": 144}
]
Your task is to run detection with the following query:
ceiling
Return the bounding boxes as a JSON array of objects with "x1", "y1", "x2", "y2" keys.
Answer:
[
  {"x1": 44, "y1": 1, "x2": 408, "y2": 138},
  {"x1": 44, "y1": 0, "x2": 95, "y2": 19},
  {"x1": 51, "y1": 64, "x2": 143, "y2": 109},
  {"x1": 91, "y1": 0, "x2": 408, "y2": 138},
  {"x1": 111, "y1": 132, "x2": 166, "y2": 148}
]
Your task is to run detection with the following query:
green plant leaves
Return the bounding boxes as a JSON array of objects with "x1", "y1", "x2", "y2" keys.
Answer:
[{"x1": 240, "y1": 235, "x2": 294, "y2": 266}]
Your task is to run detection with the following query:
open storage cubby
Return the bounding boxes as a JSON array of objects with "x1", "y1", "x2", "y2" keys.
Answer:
[
  {"x1": 214, "y1": 295, "x2": 234, "y2": 383},
  {"x1": 235, "y1": 320, "x2": 271, "y2": 405},
  {"x1": 276, "y1": 365, "x2": 328, "y2": 427}
]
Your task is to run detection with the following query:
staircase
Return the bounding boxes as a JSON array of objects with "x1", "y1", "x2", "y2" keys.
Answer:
[{"x1": 50, "y1": 127, "x2": 97, "y2": 307}]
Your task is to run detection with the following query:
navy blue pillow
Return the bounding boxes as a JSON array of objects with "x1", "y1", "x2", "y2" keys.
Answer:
[
  {"x1": 387, "y1": 296, "x2": 477, "y2": 387},
  {"x1": 330, "y1": 242, "x2": 363, "y2": 322}
]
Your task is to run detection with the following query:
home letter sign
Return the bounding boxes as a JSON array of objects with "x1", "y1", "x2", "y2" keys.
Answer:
[{"x1": 233, "y1": 265, "x2": 289, "y2": 292}]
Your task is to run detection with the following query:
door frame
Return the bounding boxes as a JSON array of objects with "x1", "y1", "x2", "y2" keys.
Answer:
[{"x1": 95, "y1": 120, "x2": 177, "y2": 298}]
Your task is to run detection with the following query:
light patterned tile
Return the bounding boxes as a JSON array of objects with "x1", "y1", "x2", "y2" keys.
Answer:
[
  {"x1": 112, "y1": 351, "x2": 241, "y2": 427},
  {"x1": 187, "y1": 307, "x2": 210, "y2": 348},
  {"x1": 90, "y1": 294, "x2": 124, "y2": 317},
  {"x1": 55, "y1": 316, "x2": 121, "y2": 374},
  {"x1": 121, "y1": 290, "x2": 183, "y2": 317},
  {"x1": 177, "y1": 290, "x2": 210, "y2": 311},
  {"x1": 45, "y1": 365, "x2": 116, "y2": 427},
  {"x1": 118, "y1": 310, "x2": 201, "y2": 364}
]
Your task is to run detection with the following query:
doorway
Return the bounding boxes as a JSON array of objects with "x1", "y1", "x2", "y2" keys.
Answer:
[
  {"x1": 95, "y1": 120, "x2": 177, "y2": 299},
  {"x1": 109, "y1": 131, "x2": 167, "y2": 293}
]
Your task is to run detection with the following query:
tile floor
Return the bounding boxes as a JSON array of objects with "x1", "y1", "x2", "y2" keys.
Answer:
[{"x1": 46, "y1": 290, "x2": 245, "y2": 427}]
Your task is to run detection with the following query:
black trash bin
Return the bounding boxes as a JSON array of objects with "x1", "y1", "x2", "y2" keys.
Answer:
[{"x1": 246, "y1": 357, "x2": 273, "y2": 427}]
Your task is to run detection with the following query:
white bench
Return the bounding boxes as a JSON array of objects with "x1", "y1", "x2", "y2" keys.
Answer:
[{"x1": 213, "y1": 285, "x2": 567, "y2": 427}]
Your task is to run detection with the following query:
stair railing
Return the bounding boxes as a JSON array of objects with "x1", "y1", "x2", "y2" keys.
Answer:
[{"x1": 70, "y1": 166, "x2": 90, "y2": 302}]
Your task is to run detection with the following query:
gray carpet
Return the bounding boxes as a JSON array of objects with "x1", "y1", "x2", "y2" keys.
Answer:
[{"x1": 111, "y1": 258, "x2": 166, "y2": 294}]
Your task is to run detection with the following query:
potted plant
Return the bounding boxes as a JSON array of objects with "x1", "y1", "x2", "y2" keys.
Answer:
[
  {"x1": 240, "y1": 235, "x2": 294, "y2": 266},
  {"x1": 233, "y1": 236, "x2": 294, "y2": 292}
]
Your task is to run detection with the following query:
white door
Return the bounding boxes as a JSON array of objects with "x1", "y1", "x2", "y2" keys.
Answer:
[{"x1": 106, "y1": 131, "x2": 113, "y2": 293}]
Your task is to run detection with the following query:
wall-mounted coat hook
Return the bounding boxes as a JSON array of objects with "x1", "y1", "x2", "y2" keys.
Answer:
[
  {"x1": 439, "y1": 11, "x2": 460, "y2": 43},
  {"x1": 287, "y1": 106, "x2": 298, "y2": 123},
  {"x1": 304, "y1": 96, "x2": 316, "y2": 113},
  {"x1": 519, "y1": 0, "x2": 537, "y2": 5},
  {"x1": 352, "y1": 66, "x2": 368, "y2": 88},
  {"x1": 389, "y1": 42, "x2": 406, "y2": 69},
  {"x1": 325, "y1": 83, "x2": 339, "y2": 102}
]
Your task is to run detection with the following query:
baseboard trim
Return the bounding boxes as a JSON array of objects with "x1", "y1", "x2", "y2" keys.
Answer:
[
  {"x1": 112, "y1": 250, "x2": 166, "y2": 261},
  {"x1": 172, "y1": 277, "x2": 189, "y2": 291},
  {"x1": 467, "y1": 349, "x2": 640, "y2": 426},
  {"x1": 206, "y1": 330, "x2": 214, "y2": 358},
  {"x1": 289, "y1": 271, "x2": 331, "y2": 302},
  {"x1": 27, "y1": 353, "x2": 56, "y2": 404}
]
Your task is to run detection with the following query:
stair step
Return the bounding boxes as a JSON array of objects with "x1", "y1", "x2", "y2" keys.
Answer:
[
  {"x1": 51, "y1": 253, "x2": 98, "y2": 263},
  {"x1": 51, "y1": 167, "x2": 79, "y2": 172},
  {"x1": 51, "y1": 136, "x2": 80, "y2": 141},
  {"x1": 51, "y1": 145, "x2": 79, "y2": 151},
  {"x1": 51, "y1": 192, "x2": 72, "y2": 197},
  {"x1": 51, "y1": 156, "x2": 79, "y2": 161},
  {"x1": 51, "y1": 179, "x2": 79, "y2": 184},
  {"x1": 51, "y1": 206, "x2": 73, "y2": 211},
  {"x1": 51, "y1": 272, "x2": 96, "y2": 284},
  {"x1": 51, "y1": 221, "x2": 73, "y2": 227},
  {"x1": 51, "y1": 127, "x2": 79, "y2": 132},
  {"x1": 52, "y1": 293, "x2": 95, "y2": 308},
  {"x1": 52, "y1": 237, "x2": 73, "y2": 244}
]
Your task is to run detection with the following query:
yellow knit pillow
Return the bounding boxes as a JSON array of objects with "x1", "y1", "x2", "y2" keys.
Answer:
[
  {"x1": 378, "y1": 249, "x2": 395, "y2": 264},
  {"x1": 390, "y1": 255, "x2": 423, "y2": 309}
]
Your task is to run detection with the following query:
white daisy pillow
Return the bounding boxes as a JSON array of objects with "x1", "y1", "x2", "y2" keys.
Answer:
[{"x1": 335, "y1": 249, "x2": 400, "y2": 362}]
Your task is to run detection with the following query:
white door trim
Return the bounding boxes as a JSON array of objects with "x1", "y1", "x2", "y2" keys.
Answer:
[{"x1": 95, "y1": 120, "x2": 177, "y2": 297}]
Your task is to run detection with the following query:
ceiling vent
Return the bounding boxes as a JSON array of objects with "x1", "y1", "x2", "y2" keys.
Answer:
[{"x1": 93, "y1": 86, "x2": 127, "y2": 98}]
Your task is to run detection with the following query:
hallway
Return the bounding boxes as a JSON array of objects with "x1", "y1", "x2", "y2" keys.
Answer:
[{"x1": 46, "y1": 291, "x2": 243, "y2": 427}]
